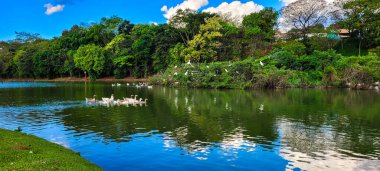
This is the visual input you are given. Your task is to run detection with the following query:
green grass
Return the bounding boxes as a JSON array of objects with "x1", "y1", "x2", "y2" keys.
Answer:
[{"x1": 0, "y1": 129, "x2": 102, "y2": 171}]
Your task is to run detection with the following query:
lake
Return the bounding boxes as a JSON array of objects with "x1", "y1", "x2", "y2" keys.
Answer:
[{"x1": 1, "y1": 82, "x2": 380, "y2": 170}]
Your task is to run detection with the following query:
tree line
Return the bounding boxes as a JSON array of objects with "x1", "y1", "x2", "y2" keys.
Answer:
[{"x1": 0, "y1": 0, "x2": 379, "y2": 85}]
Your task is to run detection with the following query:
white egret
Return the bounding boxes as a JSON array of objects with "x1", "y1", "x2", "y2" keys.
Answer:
[{"x1": 260, "y1": 61, "x2": 264, "y2": 67}]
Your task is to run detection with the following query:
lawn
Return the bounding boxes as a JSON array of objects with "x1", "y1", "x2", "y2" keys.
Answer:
[{"x1": 0, "y1": 129, "x2": 102, "y2": 171}]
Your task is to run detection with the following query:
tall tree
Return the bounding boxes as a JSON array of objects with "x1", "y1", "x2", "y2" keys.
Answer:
[
  {"x1": 169, "y1": 9, "x2": 215, "y2": 45},
  {"x1": 104, "y1": 34, "x2": 134, "y2": 78},
  {"x1": 152, "y1": 25, "x2": 181, "y2": 72},
  {"x1": 74, "y1": 44, "x2": 105, "y2": 80},
  {"x1": 340, "y1": 0, "x2": 380, "y2": 55},
  {"x1": 130, "y1": 24, "x2": 157, "y2": 77},
  {"x1": 282, "y1": 0, "x2": 328, "y2": 41},
  {"x1": 182, "y1": 16, "x2": 223, "y2": 62},
  {"x1": 242, "y1": 8, "x2": 279, "y2": 57}
]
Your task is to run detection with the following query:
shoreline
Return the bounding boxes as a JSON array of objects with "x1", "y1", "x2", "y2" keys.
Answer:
[
  {"x1": 1, "y1": 77, "x2": 379, "y2": 91},
  {"x1": 0, "y1": 77, "x2": 148, "y2": 83}
]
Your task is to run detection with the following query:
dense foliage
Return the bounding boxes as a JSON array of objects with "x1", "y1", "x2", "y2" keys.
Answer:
[{"x1": 0, "y1": 0, "x2": 379, "y2": 88}]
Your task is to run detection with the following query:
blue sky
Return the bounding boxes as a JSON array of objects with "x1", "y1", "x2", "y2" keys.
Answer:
[{"x1": 0, "y1": 0, "x2": 284, "y2": 41}]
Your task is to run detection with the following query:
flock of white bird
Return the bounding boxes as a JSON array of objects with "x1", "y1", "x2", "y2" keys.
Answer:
[
  {"x1": 85, "y1": 82, "x2": 152, "y2": 107},
  {"x1": 86, "y1": 94, "x2": 148, "y2": 107},
  {"x1": 112, "y1": 82, "x2": 153, "y2": 89}
]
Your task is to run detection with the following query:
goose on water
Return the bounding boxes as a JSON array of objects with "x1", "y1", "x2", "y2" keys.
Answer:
[
  {"x1": 137, "y1": 98, "x2": 148, "y2": 104},
  {"x1": 102, "y1": 94, "x2": 114, "y2": 103},
  {"x1": 86, "y1": 95, "x2": 97, "y2": 103}
]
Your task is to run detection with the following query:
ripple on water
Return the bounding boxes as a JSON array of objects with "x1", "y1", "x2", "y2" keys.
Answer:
[{"x1": 0, "y1": 101, "x2": 84, "y2": 130}]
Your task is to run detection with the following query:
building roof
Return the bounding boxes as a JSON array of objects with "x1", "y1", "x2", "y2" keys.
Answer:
[{"x1": 339, "y1": 29, "x2": 350, "y2": 34}]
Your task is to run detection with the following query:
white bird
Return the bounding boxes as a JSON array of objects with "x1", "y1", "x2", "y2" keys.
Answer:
[
  {"x1": 185, "y1": 70, "x2": 188, "y2": 76},
  {"x1": 148, "y1": 85, "x2": 153, "y2": 89},
  {"x1": 260, "y1": 61, "x2": 264, "y2": 67},
  {"x1": 123, "y1": 95, "x2": 135, "y2": 103},
  {"x1": 110, "y1": 94, "x2": 114, "y2": 102},
  {"x1": 137, "y1": 98, "x2": 148, "y2": 105},
  {"x1": 86, "y1": 95, "x2": 97, "y2": 103},
  {"x1": 259, "y1": 104, "x2": 264, "y2": 112},
  {"x1": 187, "y1": 60, "x2": 191, "y2": 65},
  {"x1": 102, "y1": 94, "x2": 114, "y2": 104},
  {"x1": 126, "y1": 83, "x2": 130, "y2": 86},
  {"x1": 117, "y1": 83, "x2": 121, "y2": 86},
  {"x1": 112, "y1": 84, "x2": 116, "y2": 87}
]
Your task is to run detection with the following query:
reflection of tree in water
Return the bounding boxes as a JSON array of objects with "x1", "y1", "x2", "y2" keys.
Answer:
[
  {"x1": 58, "y1": 87, "x2": 279, "y2": 149},
  {"x1": 279, "y1": 120, "x2": 380, "y2": 171},
  {"x1": 268, "y1": 90, "x2": 380, "y2": 157},
  {"x1": 57, "y1": 86, "x2": 380, "y2": 159}
]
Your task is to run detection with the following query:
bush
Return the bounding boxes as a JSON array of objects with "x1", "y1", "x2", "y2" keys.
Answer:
[{"x1": 335, "y1": 53, "x2": 380, "y2": 84}]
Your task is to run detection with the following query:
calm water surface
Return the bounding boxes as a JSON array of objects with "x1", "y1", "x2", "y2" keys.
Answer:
[{"x1": 1, "y1": 82, "x2": 380, "y2": 171}]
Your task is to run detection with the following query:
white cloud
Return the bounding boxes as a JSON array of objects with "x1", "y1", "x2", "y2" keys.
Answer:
[
  {"x1": 161, "y1": 0, "x2": 209, "y2": 20},
  {"x1": 44, "y1": 3, "x2": 65, "y2": 15},
  {"x1": 203, "y1": 1, "x2": 264, "y2": 25},
  {"x1": 149, "y1": 21, "x2": 159, "y2": 26}
]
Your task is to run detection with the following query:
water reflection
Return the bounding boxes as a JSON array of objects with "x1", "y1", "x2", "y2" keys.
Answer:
[{"x1": 0, "y1": 82, "x2": 380, "y2": 170}]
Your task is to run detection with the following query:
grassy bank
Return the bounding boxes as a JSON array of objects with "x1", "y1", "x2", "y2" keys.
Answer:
[{"x1": 0, "y1": 129, "x2": 102, "y2": 170}]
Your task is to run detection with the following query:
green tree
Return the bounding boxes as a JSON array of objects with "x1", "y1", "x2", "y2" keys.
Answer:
[
  {"x1": 243, "y1": 8, "x2": 279, "y2": 40},
  {"x1": 152, "y1": 25, "x2": 181, "y2": 72},
  {"x1": 169, "y1": 43, "x2": 186, "y2": 65},
  {"x1": 169, "y1": 9, "x2": 215, "y2": 45},
  {"x1": 242, "y1": 8, "x2": 279, "y2": 57},
  {"x1": 104, "y1": 34, "x2": 134, "y2": 78},
  {"x1": 74, "y1": 44, "x2": 105, "y2": 80},
  {"x1": 182, "y1": 16, "x2": 223, "y2": 63},
  {"x1": 340, "y1": 0, "x2": 380, "y2": 55},
  {"x1": 130, "y1": 24, "x2": 157, "y2": 77}
]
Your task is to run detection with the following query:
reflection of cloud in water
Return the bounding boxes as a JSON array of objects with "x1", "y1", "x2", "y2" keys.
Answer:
[
  {"x1": 221, "y1": 127, "x2": 256, "y2": 152},
  {"x1": 278, "y1": 120, "x2": 380, "y2": 171},
  {"x1": 163, "y1": 127, "x2": 256, "y2": 161}
]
